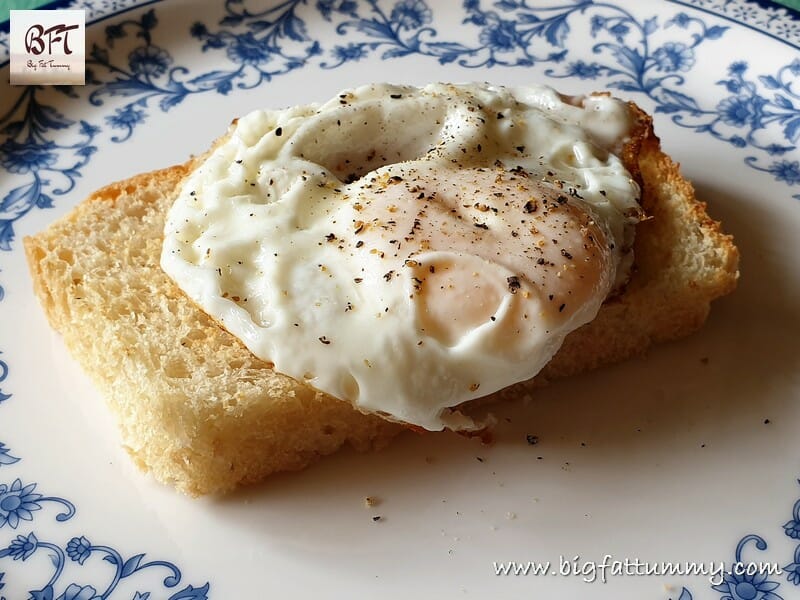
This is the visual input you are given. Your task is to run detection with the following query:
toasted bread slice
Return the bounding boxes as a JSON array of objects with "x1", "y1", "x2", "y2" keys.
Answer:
[{"x1": 24, "y1": 105, "x2": 738, "y2": 496}]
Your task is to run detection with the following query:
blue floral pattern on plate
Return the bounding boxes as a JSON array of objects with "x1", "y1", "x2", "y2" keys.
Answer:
[
  {"x1": 1, "y1": 1, "x2": 799, "y2": 597},
  {"x1": 0, "y1": 529, "x2": 210, "y2": 600}
]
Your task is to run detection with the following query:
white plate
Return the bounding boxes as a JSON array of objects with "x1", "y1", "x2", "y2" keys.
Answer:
[{"x1": 1, "y1": 1, "x2": 800, "y2": 598}]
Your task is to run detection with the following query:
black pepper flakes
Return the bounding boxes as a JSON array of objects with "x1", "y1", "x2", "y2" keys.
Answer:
[
  {"x1": 507, "y1": 276, "x2": 521, "y2": 294},
  {"x1": 275, "y1": 127, "x2": 283, "y2": 136},
  {"x1": 526, "y1": 434, "x2": 539, "y2": 445},
  {"x1": 319, "y1": 336, "x2": 331, "y2": 345}
]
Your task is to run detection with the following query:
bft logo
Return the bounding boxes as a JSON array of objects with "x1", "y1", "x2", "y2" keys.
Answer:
[
  {"x1": 25, "y1": 23, "x2": 80, "y2": 56},
  {"x1": 10, "y1": 10, "x2": 86, "y2": 85}
]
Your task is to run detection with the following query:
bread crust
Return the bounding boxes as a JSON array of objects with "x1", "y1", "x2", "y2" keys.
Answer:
[{"x1": 23, "y1": 101, "x2": 738, "y2": 496}]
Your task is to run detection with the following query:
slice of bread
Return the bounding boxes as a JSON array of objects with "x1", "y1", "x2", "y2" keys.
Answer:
[{"x1": 24, "y1": 104, "x2": 738, "y2": 496}]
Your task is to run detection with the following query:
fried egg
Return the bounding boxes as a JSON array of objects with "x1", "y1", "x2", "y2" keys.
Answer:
[{"x1": 161, "y1": 83, "x2": 643, "y2": 431}]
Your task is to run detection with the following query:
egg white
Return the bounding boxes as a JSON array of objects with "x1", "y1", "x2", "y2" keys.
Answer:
[{"x1": 161, "y1": 83, "x2": 642, "y2": 431}]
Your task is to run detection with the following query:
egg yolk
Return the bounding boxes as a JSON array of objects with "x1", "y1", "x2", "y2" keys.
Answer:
[{"x1": 351, "y1": 161, "x2": 613, "y2": 353}]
